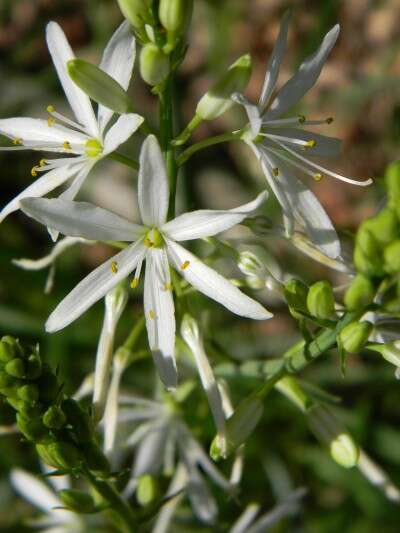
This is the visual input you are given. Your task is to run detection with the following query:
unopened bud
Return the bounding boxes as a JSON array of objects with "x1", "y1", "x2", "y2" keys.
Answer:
[
  {"x1": 307, "y1": 405, "x2": 359, "y2": 468},
  {"x1": 137, "y1": 474, "x2": 158, "y2": 506},
  {"x1": 0, "y1": 337, "x2": 21, "y2": 363},
  {"x1": 159, "y1": 0, "x2": 193, "y2": 52},
  {"x1": 59, "y1": 489, "x2": 96, "y2": 514},
  {"x1": 364, "y1": 208, "x2": 399, "y2": 247},
  {"x1": 344, "y1": 274, "x2": 376, "y2": 311},
  {"x1": 36, "y1": 443, "x2": 60, "y2": 469},
  {"x1": 306, "y1": 281, "x2": 335, "y2": 320},
  {"x1": 43, "y1": 406, "x2": 66, "y2": 430},
  {"x1": 196, "y1": 54, "x2": 252, "y2": 120},
  {"x1": 356, "y1": 224, "x2": 381, "y2": 257},
  {"x1": 47, "y1": 442, "x2": 82, "y2": 470},
  {"x1": 368, "y1": 340, "x2": 400, "y2": 367},
  {"x1": 284, "y1": 279, "x2": 309, "y2": 319},
  {"x1": 385, "y1": 161, "x2": 400, "y2": 209},
  {"x1": 5, "y1": 358, "x2": 26, "y2": 379},
  {"x1": 62, "y1": 399, "x2": 93, "y2": 442},
  {"x1": 238, "y1": 250, "x2": 270, "y2": 290},
  {"x1": 384, "y1": 240, "x2": 400, "y2": 274},
  {"x1": 354, "y1": 246, "x2": 384, "y2": 278},
  {"x1": 117, "y1": 0, "x2": 152, "y2": 30},
  {"x1": 140, "y1": 43, "x2": 170, "y2": 86},
  {"x1": 81, "y1": 442, "x2": 111, "y2": 476},
  {"x1": 338, "y1": 321, "x2": 372, "y2": 354},
  {"x1": 16, "y1": 414, "x2": 49, "y2": 443},
  {"x1": 17, "y1": 384, "x2": 39, "y2": 404},
  {"x1": 68, "y1": 59, "x2": 135, "y2": 114}
]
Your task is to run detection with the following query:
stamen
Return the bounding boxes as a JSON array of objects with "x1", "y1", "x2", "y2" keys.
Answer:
[
  {"x1": 164, "y1": 282, "x2": 173, "y2": 291},
  {"x1": 298, "y1": 115, "x2": 306, "y2": 124},
  {"x1": 304, "y1": 139, "x2": 317, "y2": 149},
  {"x1": 313, "y1": 173, "x2": 323, "y2": 182},
  {"x1": 130, "y1": 278, "x2": 139, "y2": 289},
  {"x1": 12, "y1": 138, "x2": 22, "y2": 146},
  {"x1": 46, "y1": 105, "x2": 88, "y2": 134},
  {"x1": 263, "y1": 132, "x2": 313, "y2": 148},
  {"x1": 31, "y1": 166, "x2": 38, "y2": 177},
  {"x1": 149, "y1": 310, "x2": 156, "y2": 320},
  {"x1": 144, "y1": 238, "x2": 154, "y2": 248},
  {"x1": 47, "y1": 118, "x2": 56, "y2": 127},
  {"x1": 326, "y1": 117, "x2": 334, "y2": 124},
  {"x1": 63, "y1": 141, "x2": 72, "y2": 150},
  {"x1": 272, "y1": 167, "x2": 279, "y2": 177},
  {"x1": 111, "y1": 261, "x2": 118, "y2": 274},
  {"x1": 181, "y1": 261, "x2": 190, "y2": 270}
]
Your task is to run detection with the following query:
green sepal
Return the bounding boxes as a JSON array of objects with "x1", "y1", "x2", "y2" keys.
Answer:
[
  {"x1": 338, "y1": 321, "x2": 373, "y2": 354},
  {"x1": 59, "y1": 489, "x2": 96, "y2": 514},
  {"x1": 140, "y1": 43, "x2": 170, "y2": 86},
  {"x1": 47, "y1": 442, "x2": 83, "y2": 470},
  {"x1": 16, "y1": 413, "x2": 50, "y2": 443}
]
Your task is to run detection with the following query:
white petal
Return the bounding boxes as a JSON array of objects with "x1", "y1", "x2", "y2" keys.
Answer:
[
  {"x1": 259, "y1": 11, "x2": 291, "y2": 110},
  {"x1": 20, "y1": 198, "x2": 144, "y2": 241},
  {"x1": 138, "y1": 135, "x2": 169, "y2": 227},
  {"x1": 0, "y1": 117, "x2": 88, "y2": 148},
  {"x1": 167, "y1": 240, "x2": 272, "y2": 320},
  {"x1": 144, "y1": 248, "x2": 177, "y2": 389},
  {"x1": 186, "y1": 466, "x2": 218, "y2": 524},
  {"x1": 98, "y1": 21, "x2": 136, "y2": 132},
  {"x1": 46, "y1": 22, "x2": 99, "y2": 137},
  {"x1": 265, "y1": 127, "x2": 341, "y2": 158},
  {"x1": 103, "y1": 113, "x2": 144, "y2": 155},
  {"x1": 232, "y1": 93, "x2": 262, "y2": 137},
  {"x1": 268, "y1": 25, "x2": 340, "y2": 119},
  {"x1": 230, "y1": 503, "x2": 261, "y2": 533},
  {"x1": 133, "y1": 423, "x2": 168, "y2": 477},
  {"x1": 265, "y1": 151, "x2": 341, "y2": 259},
  {"x1": 162, "y1": 191, "x2": 267, "y2": 242},
  {"x1": 0, "y1": 163, "x2": 80, "y2": 223},
  {"x1": 46, "y1": 240, "x2": 146, "y2": 332}
]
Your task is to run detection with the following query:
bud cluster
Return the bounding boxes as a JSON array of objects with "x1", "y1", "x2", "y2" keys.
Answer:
[
  {"x1": 284, "y1": 279, "x2": 336, "y2": 321},
  {"x1": 0, "y1": 336, "x2": 110, "y2": 477}
]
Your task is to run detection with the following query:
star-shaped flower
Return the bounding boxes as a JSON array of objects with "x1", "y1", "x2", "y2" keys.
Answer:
[
  {"x1": 20, "y1": 135, "x2": 271, "y2": 389},
  {"x1": 0, "y1": 21, "x2": 143, "y2": 224},
  {"x1": 233, "y1": 13, "x2": 372, "y2": 259}
]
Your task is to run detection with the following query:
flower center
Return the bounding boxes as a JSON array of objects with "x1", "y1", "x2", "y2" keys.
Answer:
[
  {"x1": 144, "y1": 228, "x2": 164, "y2": 248},
  {"x1": 85, "y1": 139, "x2": 103, "y2": 158}
]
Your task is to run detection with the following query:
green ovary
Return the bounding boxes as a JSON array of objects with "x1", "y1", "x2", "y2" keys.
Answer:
[{"x1": 85, "y1": 139, "x2": 103, "y2": 158}]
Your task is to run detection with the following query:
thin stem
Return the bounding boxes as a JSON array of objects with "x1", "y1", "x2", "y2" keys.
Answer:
[
  {"x1": 107, "y1": 152, "x2": 139, "y2": 171},
  {"x1": 123, "y1": 315, "x2": 146, "y2": 352},
  {"x1": 177, "y1": 131, "x2": 242, "y2": 166}
]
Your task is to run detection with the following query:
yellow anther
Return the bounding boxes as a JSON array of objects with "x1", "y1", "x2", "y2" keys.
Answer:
[
  {"x1": 39, "y1": 159, "x2": 47, "y2": 167},
  {"x1": 31, "y1": 166, "x2": 38, "y2": 177},
  {"x1": 326, "y1": 117, "x2": 334, "y2": 124},
  {"x1": 298, "y1": 114, "x2": 306, "y2": 124},
  {"x1": 85, "y1": 138, "x2": 103, "y2": 158},
  {"x1": 181, "y1": 260, "x2": 190, "y2": 270},
  {"x1": 305, "y1": 139, "x2": 317, "y2": 149},
  {"x1": 111, "y1": 261, "x2": 118, "y2": 274},
  {"x1": 47, "y1": 105, "x2": 55, "y2": 113},
  {"x1": 63, "y1": 141, "x2": 71, "y2": 150},
  {"x1": 144, "y1": 238, "x2": 154, "y2": 248},
  {"x1": 149, "y1": 310, "x2": 156, "y2": 320},
  {"x1": 272, "y1": 167, "x2": 279, "y2": 177},
  {"x1": 12, "y1": 138, "x2": 22, "y2": 145},
  {"x1": 130, "y1": 278, "x2": 139, "y2": 289},
  {"x1": 313, "y1": 173, "x2": 323, "y2": 182},
  {"x1": 47, "y1": 118, "x2": 56, "y2": 127},
  {"x1": 164, "y1": 282, "x2": 173, "y2": 291}
]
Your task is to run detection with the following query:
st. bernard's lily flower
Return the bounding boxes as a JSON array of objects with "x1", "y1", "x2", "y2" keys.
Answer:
[
  {"x1": 233, "y1": 13, "x2": 372, "y2": 260},
  {"x1": 20, "y1": 135, "x2": 271, "y2": 389},
  {"x1": 0, "y1": 21, "x2": 143, "y2": 224}
]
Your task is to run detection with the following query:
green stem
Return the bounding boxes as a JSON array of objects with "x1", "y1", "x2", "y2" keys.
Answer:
[
  {"x1": 123, "y1": 316, "x2": 146, "y2": 352},
  {"x1": 107, "y1": 152, "x2": 139, "y2": 171},
  {"x1": 177, "y1": 131, "x2": 242, "y2": 166}
]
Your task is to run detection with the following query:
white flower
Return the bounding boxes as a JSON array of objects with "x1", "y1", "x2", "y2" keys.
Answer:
[
  {"x1": 10, "y1": 468, "x2": 84, "y2": 532},
  {"x1": 20, "y1": 135, "x2": 271, "y2": 389},
  {"x1": 233, "y1": 13, "x2": 372, "y2": 260},
  {"x1": 0, "y1": 21, "x2": 143, "y2": 225}
]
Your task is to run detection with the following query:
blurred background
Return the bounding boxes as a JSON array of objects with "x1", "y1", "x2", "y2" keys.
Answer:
[{"x1": 0, "y1": 0, "x2": 399, "y2": 531}]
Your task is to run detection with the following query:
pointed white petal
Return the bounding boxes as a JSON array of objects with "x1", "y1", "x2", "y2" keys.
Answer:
[
  {"x1": 167, "y1": 240, "x2": 272, "y2": 320},
  {"x1": 162, "y1": 191, "x2": 267, "y2": 242},
  {"x1": 268, "y1": 25, "x2": 340, "y2": 119},
  {"x1": 20, "y1": 198, "x2": 144, "y2": 241},
  {"x1": 46, "y1": 240, "x2": 146, "y2": 332},
  {"x1": 103, "y1": 113, "x2": 144, "y2": 155},
  {"x1": 0, "y1": 163, "x2": 80, "y2": 223},
  {"x1": 144, "y1": 248, "x2": 177, "y2": 389},
  {"x1": 266, "y1": 151, "x2": 341, "y2": 259},
  {"x1": 133, "y1": 423, "x2": 168, "y2": 477},
  {"x1": 0, "y1": 117, "x2": 88, "y2": 147},
  {"x1": 264, "y1": 127, "x2": 341, "y2": 158},
  {"x1": 46, "y1": 22, "x2": 98, "y2": 137},
  {"x1": 230, "y1": 503, "x2": 261, "y2": 533},
  {"x1": 138, "y1": 135, "x2": 169, "y2": 227},
  {"x1": 186, "y1": 466, "x2": 218, "y2": 524},
  {"x1": 232, "y1": 93, "x2": 262, "y2": 137},
  {"x1": 98, "y1": 21, "x2": 136, "y2": 131},
  {"x1": 259, "y1": 10, "x2": 291, "y2": 110}
]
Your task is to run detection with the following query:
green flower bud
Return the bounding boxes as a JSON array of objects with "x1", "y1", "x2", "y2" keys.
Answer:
[
  {"x1": 196, "y1": 54, "x2": 252, "y2": 120},
  {"x1": 368, "y1": 340, "x2": 400, "y2": 367},
  {"x1": 0, "y1": 371, "x2": 22, "y2": 395},
  {"x1": 43, "y1": 406, "x2": 66, "y2": 430},
  {"x1": 16, "y1": 414, "x2": 49, "y2": 443},
  {"x1": 385, "y1": 162, "x2": 400, "y2": 209},
  {"x1": 137, "y1": 475, "x2": 158, "y2": 506},
  {"x1": 212, "y1": 394, "x2": 263, "y2": 459},
  {"x1": 306, "y1": 281, "x2": 335, "y2": 320},
  {"x1": 62, "y1": 399, "x2": 93, "y2": 442},
  {"x1": 0, "y1": 337, "x2": 19, "y2": 363},
  {"x1": 37, "y1": 369, "x2": 60, "y2": 403},
  {"x1": 344, "y1": 274, "x2": 376, "y2": 311},
  {"x1": 284, "y1": 279, "x2": 309, "y2": 319},
  {"x1": 5, "y1": 358, "x2": 26, "y2": 379},
  {"x1": 81, "y1": 442, "x2": 111, "y2": 476},
  {"x1": 47, "y1": 442, "x2": 82, "y2": 470},
  {"x1": 356, "y1": 224, "x2": 381, "y2": 257},
  {"x1": 25, "y1": 354, "x2": 42, "y2": 379},
  {"x1": 17, "y1": 384, "x2": 39, "y2": 403},
  {"x1": 364, "y1": 209, "x2": 399, "y2": 247},
  {"x1": 159, "y1": 0, "x2": 193, "y2": 52},
  {"x1": 140, "y1": 43, "x2": 170, "y2": 86},
  {"x1": 68, "y1": 59, "x2": 135, "y2": 115},
  {"x1": 353, "y1": 246, "x2": 384, "y2": 278},
  {"x1": 117, "y1": 0, "x2": 152, "y2": 29},
  {"x1": 384, "y1": 240, "x2": 400, "y2": 274},
  {"x1": 18, "y1": 401, "x2": 43, "y2": 419},
  {"x1": 307, "y1": 405, "x2": 359, "y2": 468},
  {"x1": 338, "y1": 321, "x2": 373, "y2": 354},
  {"x1": 59, "y1": 489, "x2": 96, "y2": 514},
  {"x1": 36, "y1": 443, "x2": 60, "y2": 469}
]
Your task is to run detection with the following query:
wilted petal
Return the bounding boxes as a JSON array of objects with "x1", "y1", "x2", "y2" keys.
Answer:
[
  {"x1": 46, "y1": 240, "x2": 146, "y2": 332},
  {"x1": 46, "y1": 22, "x2": 99, "y2": 137},
  {"x1": 21, "y1": 198, "x2": 144, "y2": 241},
  {"x1": 98, "y1": 21, "x2": 136, "y2": 131},
  {"x1": 268, "y1": 25, "x2": 340, "y2": 119},
  {"x1": 259, "y1": 10, "x2": 291, "y2": 110},
  {"x1": 167, "y1": 240, "x2": 272, "y2": 320},
  {"x1": 138, "y1": 135, "x2": 169, "y2": 227},
  {"x1": 162, "y1": 191, "x2": 267, "y2": 242},
  {"x1": 103, "y1": 113, "x2": 144, "y2": 155},
  {"x1": 144, "y1": 248, "x2": 177, "y2": 389}
]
